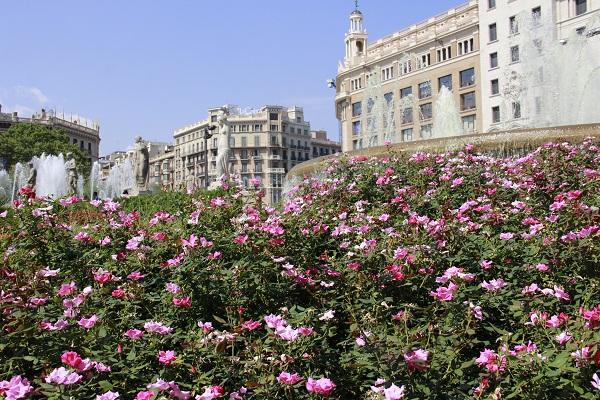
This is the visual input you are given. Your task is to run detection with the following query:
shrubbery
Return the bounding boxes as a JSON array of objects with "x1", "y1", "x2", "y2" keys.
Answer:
[{"x1": 1, "y1": 140, "x2": 599, "y2": 399}]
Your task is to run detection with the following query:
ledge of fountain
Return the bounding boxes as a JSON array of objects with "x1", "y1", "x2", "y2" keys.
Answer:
[{"x1": 287, "y1": 123, "x2": 600, "y2": 180}]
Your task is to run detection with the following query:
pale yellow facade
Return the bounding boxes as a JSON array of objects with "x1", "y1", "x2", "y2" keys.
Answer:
[{"x1": 335, "y1": 1, "x2": 482, "y2": 152}]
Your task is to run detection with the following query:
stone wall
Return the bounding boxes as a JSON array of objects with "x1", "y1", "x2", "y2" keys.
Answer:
[{"x1": 287, "y1": 124, "x2": 600, "y2": 179}]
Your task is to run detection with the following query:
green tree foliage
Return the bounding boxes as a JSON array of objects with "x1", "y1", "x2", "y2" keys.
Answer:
[{"x1": 0, "y1": 123, "x2": 91, "y2": 174}]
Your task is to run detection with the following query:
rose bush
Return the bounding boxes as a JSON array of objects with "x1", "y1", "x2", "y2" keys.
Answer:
[{"x1": 1, "y1": 139, "x2": 599, "y2": 399}]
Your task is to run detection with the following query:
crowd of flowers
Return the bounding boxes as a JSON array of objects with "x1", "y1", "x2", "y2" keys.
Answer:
[{"x1": 0, "y1": 139, "x2": 599, "y2": 399}]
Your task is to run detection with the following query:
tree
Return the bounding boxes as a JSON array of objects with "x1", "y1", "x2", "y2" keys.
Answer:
[{"x1": 0, "y1": 123, "x2": 91, "y2": 174}]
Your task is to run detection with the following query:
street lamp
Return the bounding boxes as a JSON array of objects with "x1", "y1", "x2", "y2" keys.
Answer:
[
  {"x1": 203, "y1": 125, "x2": 217, "y2": 188},
  {"x1": 327, "y1": 78, "x2": 342, "y2": 150}
]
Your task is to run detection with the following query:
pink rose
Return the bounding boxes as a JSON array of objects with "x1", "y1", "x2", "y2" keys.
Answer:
[
  {"x1": 306, "y1": 377, "x2": 335, "y2": 396},
  {"x1": 78, "y1": 315, "x2": 99, "y2": 329},
  {"x1": 158, "y1": 350, "x2": 176, "y2": 365},
  {"x1": 277, "y1": 372, "x2": 303, "y2": 385}
]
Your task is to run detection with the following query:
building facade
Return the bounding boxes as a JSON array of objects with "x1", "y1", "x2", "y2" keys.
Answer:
[
  {"x1": 172, "y1": 105, "x2": 339, "y2": 204},
  {"x1": 0, "y1": 106, "x2": 101, "y2": 162},
  {"x1": 479, "y1": 0, "x2": 600, "y2": 132},
  {"x1": 149, "y1": 145, "x2": 175, "y2": 191},
  {"x1": 311, "y1": 130, "x2": 341, "y2": 158},
  {"x1": 335, "y1": 1, "x2": 482, "y2": 152}
]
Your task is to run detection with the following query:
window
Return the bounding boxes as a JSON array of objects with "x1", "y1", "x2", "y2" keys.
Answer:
[
  {"x1": 512, "y1": 101, "x2": 521, "y2": 119},
  {"x1": 458, "y1": 38, "x2": 475, "y2": 55},
  {"x1": 241, "y1": 149, "x2": 248, "y2": 159},
  {"x1": 211, "y1": 115, "x2": 217, "y2": 122},
  {"x1": 254, "y1": 136, "x2": 260, "y2": 147},
  {"x1": 241, "y1": 137, "x2": 247, "y2": 147},
  {"x1": 460, "y1": 68, "x2": 475, "y2": 87},
  {"x1": 229, "y1": 137, "x2": 235, "y2": 148},
  {"x1": 421, "y1": 124, "x2": 433, "y2": 138},
  {"x1": 384, "y1": 92, "x2": 394, "y2": 106},
  {"x1": 400, "y1": 60, "x2": 413, "y2": 75},
  {"x1": 352, "y1": 101, "x2": 362, "y2": 117},
  {"x1": 253, "y1": 124, "x2": 261, "y2": 131},
  {"x1": 461, "y1": 92, "x2": 476, "y2": 111},
  {"x1": 352, "y1": 121, "x2": 362, "y2": 135},
  {"x1": 270, "y1": 124, "x2": 278, "y2": 131},
  {"x1": 489, "y1": 23, "x2": 497, "y2": 42},
  {"x1": 576, "y1": 0, "x2": 587, "y2": 16},
  {"x1": 462, "y1": 115, "x2": 476, "y2": 133},
  {"x1": 420, "y1": 103, "x2": 433, "y2": 120},
  {"x1": 438, "y1": 74, "x2": 453, "y2": 91},
  {"x1": 509, "y1": 16, "x2": 519, "y2": 34},
  {"x1": 271, "y1": 135, "x2": 278, "y2": 146},
  {"x1": 417, "y1": 53, "x2": 431, "y2": 69},
  {"x1": 511, "y1": 45, "x2": 520, "y2": 63},
  {"x1": 88, "y1": 143, "x2": 92, "y2": 152},
  {"x1": 401, "y1": 128, "x2": 413, "y2": 142},
  {"x1": 488, "y1": 0, "x2": 496, "y2": 9},
  {"x1": 491, "y1": 79, "x2": 499, "y2": 95},
  {"x1": 402, "y1": 108, "x2": 413, "y2": 124},
  {"x1": 269, "y1": 113, "x2": 279, "y2": 121},
  {"x1": 437, "y1": 45, "x2": 452, "y2": 62},
  {"x1": 400, "y1": 86, "x2": 412, "y2": 98},
  {"x1": 381, "y1": 66, "x2": 394, "y2": 81},
  {"x1": 490, "y1": 52, "x2": 498, "y2": 68},
  {"x1": 367, "y1": 97, "x2": 375, "y2": 114},
  {"x1": 254, "y1": 161, "x2": 262, "y2": 173},
  {"x1": 532, "y1": 6, "x2": 541, "y2": 21},
  {"x1": 351, "y1": 77, "x2": 363, "y2": 91},
  {"x1": 492, "y1": 106, "x2": 501, "y2": 123},
  {"x1": 418, "y1": 81, "x2": 432, "y2": 99},
  {"x1": 290, "y1": 127, "x2": 295, "y2": 134}
]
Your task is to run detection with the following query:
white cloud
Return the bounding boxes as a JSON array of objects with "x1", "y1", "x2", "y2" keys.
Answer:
[
  {"x1": 0, "y1": 86, "x2": 51, "y2": 117},
  {"x1": 27, "y1": 87, "x2": 49, "y2": 104}
]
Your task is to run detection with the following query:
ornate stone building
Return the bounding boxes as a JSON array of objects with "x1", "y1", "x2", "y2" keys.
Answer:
[
  {"x1": 335, "y1": 1, "x2": 482, "y2": 152},
  {"x1": 172, "y1": 105, "x2": 340, "y2": 204},
  {"x1": 0, "y1": 106, "x2": 101, "y2": 162}
]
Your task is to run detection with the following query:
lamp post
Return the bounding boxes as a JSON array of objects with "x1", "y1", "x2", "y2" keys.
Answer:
[
  {"x1": 203, "y1": 125, "x2": 217, "y2": 188},
  {"x1": 327, "y1": 78, "x2": 343, "y2": 151}
]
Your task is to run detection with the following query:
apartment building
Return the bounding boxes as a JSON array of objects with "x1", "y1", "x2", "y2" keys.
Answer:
[
  {"x1": 479, "y1": 0, "x2": 599, "y2": 131},
  {"x1": 311, "y1": 130, "x2": 341, "y2": 158},
  {"x1": 172, "y1": 105, "x2": 339, "y2": 204},
  {"x1": 149, "y1": 146, "x2": 175, "y2": 190},
  {"x1": 0, "y1": 105, "x2": 101, "y2": 162},
  {"x1": 335, "y1": 1, "x2": 482, "y2": 152}
]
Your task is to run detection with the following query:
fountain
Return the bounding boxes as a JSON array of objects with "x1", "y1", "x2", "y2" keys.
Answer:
[
  {"x1": 496, "y1": 10, "x2": 600, "y2": 130},
  {"x1": 433, "y1": 86, "x2": 463, "y2": 138},
  {"x1": 11, "y1": 163, "x2": 29, "y2": 203},
  {"x1": 0, "y1": 169, "x2": 10, "y2": 201},
  {"x1": 89, "y1": 161, "x2": 100, "y2": 200},
  {"x1": 95, "y1": 159, "x2": 135, "y2": 199},
  {"x1": 32, "y1": 154, "x2": 69, "y2": 198}
]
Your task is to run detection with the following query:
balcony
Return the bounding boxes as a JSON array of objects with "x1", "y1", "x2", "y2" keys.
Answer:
[
  {"x1": 269, "y1": 154, "x2": 281, "y2": 160},
  {"x1": 252, "y1": 155, "x2": 263, "y2": 160},
  {"x1": 267, "y1": 168, "x2": 286, "y2": 174}
]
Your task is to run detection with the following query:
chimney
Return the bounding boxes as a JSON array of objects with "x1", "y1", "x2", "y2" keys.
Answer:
[
  {"x1": 12, "y1": 112, "x2": 18, "y2": 121},
  {"x1": 41, "y1": 109, "x2": 47, "y2": 119},
  {"x1": 0, "y1": 104, "x2": 2, "y2": 113}
]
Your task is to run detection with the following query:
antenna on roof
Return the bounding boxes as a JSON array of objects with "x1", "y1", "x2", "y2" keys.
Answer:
[{"x1": 355, "y1": 0, "x2": 359, "y2": 10}]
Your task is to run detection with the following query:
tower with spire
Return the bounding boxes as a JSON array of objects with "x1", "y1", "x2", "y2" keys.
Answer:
[{"x1": 344, "y1": 1, "x2": 367, "y2": 67}]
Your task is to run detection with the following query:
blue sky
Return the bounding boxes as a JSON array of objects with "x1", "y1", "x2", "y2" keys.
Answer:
[{"x1": 0, "y1": 0, "x2": 464, "y2": 155}]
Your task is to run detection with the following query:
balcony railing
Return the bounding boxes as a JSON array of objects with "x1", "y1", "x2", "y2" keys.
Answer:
[{"x1": 267, "y1": 168, "x2": 286, "y2": 174}]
